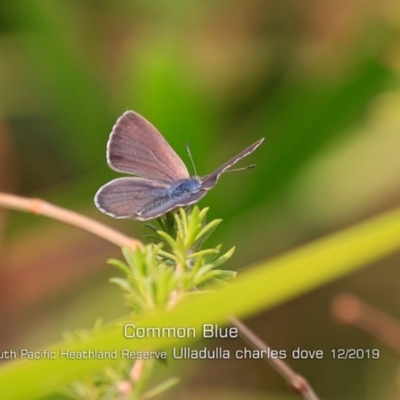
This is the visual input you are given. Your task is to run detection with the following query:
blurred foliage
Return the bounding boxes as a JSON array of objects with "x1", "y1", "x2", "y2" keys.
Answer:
[{"x1": 1, "y1": 0, "x2": 400, "y2": 399}]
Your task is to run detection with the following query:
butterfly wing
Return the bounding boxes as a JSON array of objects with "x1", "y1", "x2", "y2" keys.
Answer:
[
  {"x1": 107, "y1": 111, "x2": 190, "y2": 181},
  {"x1": 95, "y1": 177, "x2": 171, "y2": 220},
  {"x1": 96, "y1": 109, "x2": 264, "y2": 221},
  {"x1": 200, "y1": 138, "x2": 264, "y2": 190},
  {"x1": 141, "y1": 188, "x2": 209, "y2": 220},
  {"x1": 95, "y1": 177, "x2": 210, "y2": 221}
]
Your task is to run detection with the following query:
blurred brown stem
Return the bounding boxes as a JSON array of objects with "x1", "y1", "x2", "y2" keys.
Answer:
[
  {"x1": 0, "y1": 192, "x2": 142, "y2": 250},
  {"x1": 230, "y1": 317, "x2": 320, "y2": 400},
  {"x1": 332, "y1": 293, "x2": 400, "y2": 354}
]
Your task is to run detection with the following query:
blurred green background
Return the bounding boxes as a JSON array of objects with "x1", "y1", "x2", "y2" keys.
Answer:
[{"x1": 1, "y1": 1, "x2": 400, "y2": 399}]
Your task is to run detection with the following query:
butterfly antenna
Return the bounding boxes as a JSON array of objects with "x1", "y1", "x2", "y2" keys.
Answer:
[
  {"x1": 186, "y1": 141, "x2": 198, "y2": 175},
  {"x1": 224, "y1": 164, "x2": 257, "y2": 173}
]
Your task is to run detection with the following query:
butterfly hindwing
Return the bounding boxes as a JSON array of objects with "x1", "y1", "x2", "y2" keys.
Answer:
[{"x1": 95, "y1": 177, "x2": 171, "y2": 219}]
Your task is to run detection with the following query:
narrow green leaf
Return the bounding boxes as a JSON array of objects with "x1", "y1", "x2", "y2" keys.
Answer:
[
  {"x1": 155, "y1": 248, "x2": 176, "y2": 262},
  {"x1": 107, "y1": 259, "x2": 130, "y2": 275},
  {"x1": 211, "y1": 270, "x2": 237, "y2": 280},
  {"x1": 194, "y1": 219, "x2": 222, "y2": 243},
  {"x1": 109, "y1": 278, "x2": 131, "y2": 292},
  {"x1": 187, "y1": 248, "x2": 219, "y2": 259},
  {"x1": 198, "y1": 207, "x2": 209, "y2": 221},
  {"x1": 212, "y1": 246, "x2": 235, "y2": 267},
  {"x1": 156, "y1": 231, "x2": 176, "y2": 249}
]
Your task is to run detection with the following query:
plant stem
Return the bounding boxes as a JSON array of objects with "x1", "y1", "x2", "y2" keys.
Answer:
[
  {"x1": 0, "y1": 192, "x2": 142, "y2": 250},
  {"x1": 332, "y1": 293, "x2": 400, "y2": 354},
  {"x1": 229, "y1": 316, "x2": 320, "y2": 400}
]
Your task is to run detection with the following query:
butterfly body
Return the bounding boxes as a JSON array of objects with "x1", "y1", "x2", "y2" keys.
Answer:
[
  {"x1": 95, "y1": 111, "x2": 263, "y2": 221},
  {"x1": 170, "y1": 177, "x2": 202, "y2": 198},
  {"x1": 136, "y1": 177, "x2": 203, "y2": 219}
]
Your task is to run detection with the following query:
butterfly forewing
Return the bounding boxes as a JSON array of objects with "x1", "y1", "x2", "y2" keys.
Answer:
[{"x1": 107, "y1": 111, "x2": 190, "y2": 181}]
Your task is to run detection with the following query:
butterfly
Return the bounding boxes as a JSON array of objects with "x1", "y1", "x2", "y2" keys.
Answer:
[{"x1": 94, "y1": 111, "x2": 264, "y2": 221}]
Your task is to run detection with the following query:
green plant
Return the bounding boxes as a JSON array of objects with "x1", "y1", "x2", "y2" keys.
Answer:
[{"x1": 63, "y1": 206, "x2": 236, "y2": 399}]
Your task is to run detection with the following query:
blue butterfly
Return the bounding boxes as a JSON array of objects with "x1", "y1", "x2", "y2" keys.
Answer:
[{"x1": 95, "y1": 111, "x2": 263, "y2": 221}]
